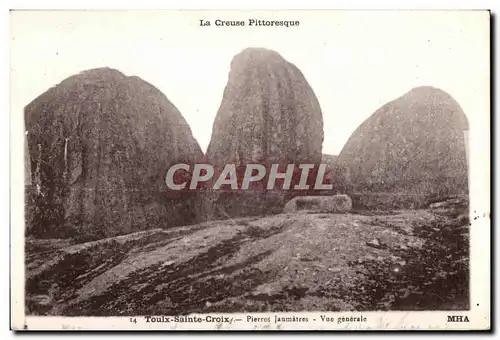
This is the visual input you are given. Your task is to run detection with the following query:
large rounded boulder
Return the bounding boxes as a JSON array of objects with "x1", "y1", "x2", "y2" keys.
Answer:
[
  {"x1": 338, "y1": 86, "x2": 469, "y2": 208},
  {"x1": 25, "y1": 68, "x2": 203, "y2": 239},
  {"x1": 204, "y1": 48, "x2": 324, "y2": 218}
]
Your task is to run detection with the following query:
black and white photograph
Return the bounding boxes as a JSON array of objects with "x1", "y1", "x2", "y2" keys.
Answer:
[{"x1": 9, "y1": 9, "x2": 490, "y2": 331}]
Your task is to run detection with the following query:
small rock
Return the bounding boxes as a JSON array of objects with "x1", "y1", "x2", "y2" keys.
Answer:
[
  {"x1": 390, "y1": 264, "x2": 403, "y2": 274},
  {"x1": 366, "y1": 238, "x2": 386, "y2": 249},
  {"x1": 31, "y1": 295, "x2": 51, "y2": 306},
  {"x1": 429, "y1": 198, "x2": 463, "y2": 209},
  {"x1": 429, "y1": 201, "x2": 447, "y2": 209},
  {"x1": 328, "y1": 267, "x2": 342, "y2": 273}
]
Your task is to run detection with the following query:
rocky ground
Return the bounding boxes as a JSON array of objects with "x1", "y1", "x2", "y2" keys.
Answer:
[{"x1": 25, "y1": 200, "x2": 469, "y2": 316}]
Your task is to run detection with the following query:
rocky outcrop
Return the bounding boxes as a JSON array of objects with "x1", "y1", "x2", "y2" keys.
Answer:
[
  {"x1": 322, "y1": 154, "x2": 348, "y2": 194},
  {"x1": 25, "y1": 68, "x2": 203, "y2": 239},
  {"x1": 321, "y1": 154, "x2": 338, "y2": 169},
  {"x1": 283, "y1": 195, "x2": 352, "y2": 213},
  {"x1": 204, "y1": 48, "x2": 324, "y2": 218},
  {"x1": 338, "y1": 86, "x2": 469, "y2": 206},
  {"x1": 25, "y1": 206, "x2": 469, "y2": 316},
  {"x1": 206, "y1": 48, "x2": 324, "y2": 167}
]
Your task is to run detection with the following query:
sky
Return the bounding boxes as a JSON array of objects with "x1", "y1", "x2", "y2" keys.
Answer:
[{"x1": 10, "y1": 10, "x2": 489, "y2": 156}]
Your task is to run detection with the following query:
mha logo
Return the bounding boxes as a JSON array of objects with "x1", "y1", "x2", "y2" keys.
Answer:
[{"x1": 447, "y1": 315, "x2": 470, "y2": 323}]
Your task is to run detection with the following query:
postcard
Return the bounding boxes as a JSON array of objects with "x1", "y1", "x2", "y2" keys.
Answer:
[{"x1": 10, "y1": 9, "x2": 491, "y2": 331}]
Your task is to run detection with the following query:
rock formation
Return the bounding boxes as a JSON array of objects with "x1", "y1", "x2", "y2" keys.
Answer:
[
  {"x1": 322, "y1": 154, "x2": 348, "y2": 194},
  {"x1": 25, "y1": 68, "x2": 203, "y2": 239},
  {"x1": 204, "y1": 48, "x2": 324, "y2": 218},
  {"x1": 321, "y1": 154, "x2": 338, "y2": 169},
  {"x1": 338, "y1": 86, "x2": 469, "y2": 208}
]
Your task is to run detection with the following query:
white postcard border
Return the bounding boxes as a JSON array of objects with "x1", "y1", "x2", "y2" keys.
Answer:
[{"x1": 9, "y1": 8, "x2": 491, "y2": 331}]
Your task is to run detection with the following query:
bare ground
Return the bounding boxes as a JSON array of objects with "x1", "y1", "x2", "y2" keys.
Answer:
[{"x1": 25, "y1": 207, "x2": 469, "y2": 316}]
